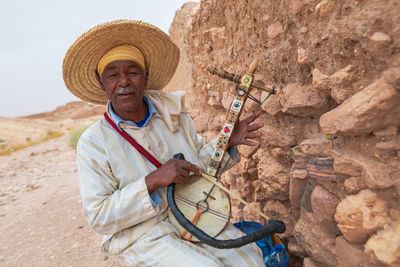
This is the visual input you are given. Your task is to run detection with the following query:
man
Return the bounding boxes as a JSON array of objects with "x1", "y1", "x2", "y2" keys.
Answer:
[{"x1": 63, "y1": 20, "x2": 265, "y2": 266}]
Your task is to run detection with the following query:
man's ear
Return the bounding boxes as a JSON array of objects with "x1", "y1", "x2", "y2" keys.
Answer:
[{"x1": 95, "y1": 71, "x2": 105, "y2": 91}]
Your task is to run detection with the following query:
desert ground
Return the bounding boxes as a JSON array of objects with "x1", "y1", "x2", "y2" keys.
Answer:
[{"x1": 0, "y1": 102, "x2": 121, "y2": 266}]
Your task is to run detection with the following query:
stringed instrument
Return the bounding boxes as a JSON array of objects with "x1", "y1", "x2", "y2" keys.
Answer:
[{"x1": 167, "y1": 59, "x2": 286, "y2": 248}]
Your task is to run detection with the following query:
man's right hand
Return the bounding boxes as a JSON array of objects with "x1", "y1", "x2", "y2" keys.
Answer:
[{"x1": 145, "y1": 158, "x2": 201, "y2": 193}]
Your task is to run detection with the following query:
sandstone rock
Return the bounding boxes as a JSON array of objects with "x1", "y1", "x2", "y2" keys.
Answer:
[
  {"x1": 279, "y1": 84, "x2": 328, "y2": 117},
  {"x1": 344, "y1": 176, "x2": 365, "y2": 194},
  {"x1": 238, "y1": 143, "x2": 260, "y2": 159},
  {"x1": 289, "y1": 175, "x2": 307, "y2": 209},
  {"x1": 289, "y1": 0, "x2": 302, "y2": 15},
  {"x1": 375, "y1": 135, "x2": 400, "y2": 150},
  {"x1": 300, "y1": 137, "x2": 332, "y2": 156},
  {"x1": 329, "y1": 65, "x2": 356, "y2": 86},
  {"x1": 362, "y1": 158, "x2": 400, "y2": 189},
  {"x1": 267, "y1": 21, "x2": 283, "y2": 39},
  {"x1": 297, "y1": 47, "x2": 307, "y2": 64},
  {"x1": 315, "y1": 0, "x2": 336, "y2": 18},
  {"x1": 320, "y1": 69, "x2": 400, "y2": 135},
  {"x1": 334, "y1": 190, "x2": 390, "y2": 243},
  {"x1": 333, "y1": 149, "x2": 400, "y2": 189},
  {"x1": 373, "y1": 126, "x2": 398, "y2": 137},
  {"x1": 331, "y1": 85, "x2": 354, "y2": 104},
  {"x1": 307, "y1": 157, "x2": 336, "y2": 181},
  {"x1": 336, "y1": 236, "x2": 380, "y2": 267},
  {"x1": 370, "y1": 32, "x2": 391, "y2": 44},
  {"x1": 221, "y1": 91, "x2": 235, "y2": 111},
  {"x1": 365, "y1": 220, "x2": 400, "y2": 266},
  {"x1": 312, "y1": 68, "x2": 330, "y2": 93},
  {"x1": 329, "y1": 65, "x2": 357, "y2": 103},
  {"x1": 206, "y1": 26, "x2": 226, "y2": 49},
  {"x1": 288, "y1": 237, "x2": 307, "y2": 258},
  {"x1": 310, "y1": 185, "x2": 340, "y2": 223},
  {"x1": 291, "y1": 169, "x2": 308, "y2": 179},
  {"x1": 332, "y1": 150, "x2": 363, "y2": 176},
  {"x1": 303, "y1": 257, "x2": 321, "y2": 267},
  {"x1": 261, "y1": 125, "x2": 297, "y2": 147},
  {"x1": 301, "y1": 179, "x2": 317, "y2": 212},
  {"x1": 261, "y1": 86, "x2": 281, "y2": 115},
  {"x1": 294, "y1": 209, "x2": 337, "y2": 266}
]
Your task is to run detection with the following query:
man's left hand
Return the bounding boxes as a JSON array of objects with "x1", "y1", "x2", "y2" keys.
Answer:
[{"x1": 228, "y1": 110, "x2": 264, "y2": 148}]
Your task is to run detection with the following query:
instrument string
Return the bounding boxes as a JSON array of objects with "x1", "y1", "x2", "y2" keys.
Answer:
[{"x1": 201, "y1": 89, "x2": 275, "y2": 208}]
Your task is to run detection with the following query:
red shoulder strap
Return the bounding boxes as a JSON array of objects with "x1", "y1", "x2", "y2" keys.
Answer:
[{"x1": 103, "y1": 112, "x2": 162, "y2": 168}]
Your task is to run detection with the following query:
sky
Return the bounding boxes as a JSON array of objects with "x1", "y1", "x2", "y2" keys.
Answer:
[{"x1": 0, "y1": 0, "x2": 196, "y2": 118}]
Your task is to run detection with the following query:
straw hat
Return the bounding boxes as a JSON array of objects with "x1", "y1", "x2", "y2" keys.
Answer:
[{"x1": 62, "y1": 20, "x2": 180, "y2": 105}]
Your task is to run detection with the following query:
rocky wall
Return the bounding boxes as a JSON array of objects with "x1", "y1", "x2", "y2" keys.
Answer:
[{"x1": 168, "y1": 0, "x2": 400, "y2": 266}]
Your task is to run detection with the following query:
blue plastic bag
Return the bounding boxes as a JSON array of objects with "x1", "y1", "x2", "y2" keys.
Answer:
[{"x1": 233, "y1": 221, "x2": 289, "y2": 267}]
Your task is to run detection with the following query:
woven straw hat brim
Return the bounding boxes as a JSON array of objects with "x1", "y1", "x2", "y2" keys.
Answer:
[{"x1": 62, "y1": 20, "x2": 180, "y2": 105}]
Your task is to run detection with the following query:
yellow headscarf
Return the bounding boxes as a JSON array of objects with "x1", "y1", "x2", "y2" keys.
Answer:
[{"x1": 97, "y1": 45, "x2": 146, "y2": 75}]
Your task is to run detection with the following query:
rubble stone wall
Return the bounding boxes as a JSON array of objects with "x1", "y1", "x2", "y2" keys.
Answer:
[{"x1": 167, "y1": 1, "x2": 400, "y2": 266}]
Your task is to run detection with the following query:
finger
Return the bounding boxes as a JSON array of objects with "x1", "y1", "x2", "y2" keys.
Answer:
[
  {"x1": 181, "y1": 161, "x2": 201, "y2": 175},
  {"x1": 241, "y1": 139, "x2": 259, "y2": 146},
  {"x1": 246, "y1": 122, "x2": 264, "y2": 132},
  {"x1": 245, "y1": 131, "x2": 262, "y2": 139}
]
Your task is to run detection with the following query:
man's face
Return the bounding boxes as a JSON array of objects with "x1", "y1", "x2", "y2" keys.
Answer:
[{"x1": 100, "y1": 60, "x2": 148, "y2": 116}]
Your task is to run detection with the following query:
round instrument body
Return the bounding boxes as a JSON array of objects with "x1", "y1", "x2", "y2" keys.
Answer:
[{"x1": 168, "y1": 174, "x2": 231, "y2": 242}]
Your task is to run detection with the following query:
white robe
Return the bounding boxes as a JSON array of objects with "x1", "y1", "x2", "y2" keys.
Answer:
[{"x1": 76, "y1": 90, "x2": 264, "y2": 266}]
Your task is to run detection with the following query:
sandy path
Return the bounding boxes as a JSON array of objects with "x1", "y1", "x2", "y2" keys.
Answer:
[{"x1": 0, "y1": 134, "x2": 121, "y2": 266}]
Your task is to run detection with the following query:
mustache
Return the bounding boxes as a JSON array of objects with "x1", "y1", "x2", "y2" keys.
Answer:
[{"x1": 116, "y1": 86, "x2": 137, "y2": 95}]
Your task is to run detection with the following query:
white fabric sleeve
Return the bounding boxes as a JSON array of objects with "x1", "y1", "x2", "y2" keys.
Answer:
[{"x1": 76, "y1": 149, "x2": 158, "y2": 235}]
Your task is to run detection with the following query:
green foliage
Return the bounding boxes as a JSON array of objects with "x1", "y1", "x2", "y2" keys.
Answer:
[
  {"x1": 69, "y1": 125, "x2": 90, "y2": 149},
  {"x1": 26, "y1": 137, "x2": 31, "y2": 142},
  {"x1": 0, "y1": 138, "x2": 4, "y2": 143}
]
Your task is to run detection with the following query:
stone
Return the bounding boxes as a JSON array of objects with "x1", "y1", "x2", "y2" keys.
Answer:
[
  {"x1": 292, "y1": 169, "x2": 308, "y2": 179},
  {"x1": 279, "y1": 84, "x2": 328, "y2": 117},
  {"x1": 301, "y1": 179, "x2": 317, "y2": 212},
  {"x1": 289, "y1": 175, "x2": 308, "y2": 208},
  {"x1": 290, "y1": 0, "x2": 302, "y2": 15},
  {"x1": 294, "y1": 209, "x2": 337, "y2": 266},
  {"x1": 307, "y1": 157, "x2": 336, "y2": 181},
  {"x1": 310, "y1": 185, "x2": 340, "y2": 223},
  {"x1": 261, "y1": 125, "x2": 297, "y2": 147},
  {"x1": 373, "y1": 126, "x2": 398, "y2": 137},
  {"x1": 332, "y1": 150, "x2": 363, "y2": 176},
  {"x1": 375, "y1": 135, "x2": 400, "y2": 150},
  {"x1": 329, "y1": 65, "x2": 357, "y2": 103},
  {"x1": 303, "y1": 257, "x2": 321, "y2": 267},
  {"x1": 333, "y1": 149, "x2": 400, "y2": 189},
  {"x1": 370, "y1": 32, "x2": 391, "y2": 44},
  {"x1": 315, "y1": 0, "x2": 336, "y2": 18},
  {"x1": 320, "y1": 69, "x2": 400, "y2": 135},
  {"x1": 334, "y1": 190, "x2": 390, "y2": 243},
  {"x1": 312, "y1": 68, "x2": 330, "y2": 93},
  {"x1": 221, "y1": 91, "x2": 235, "y2": 111},
  {"x1": 288, "y1": 237, "x2": 307, "y2": 258},
  {"x1": 261, "y1": 86, "x2": 281, "y2": 115},
  {"x1": 297, "y1": 47, "x2": 307, "y2": 64},
  {"x1": 206, "y1": 26, "x2": 226, "y2": 48},
  {"x1": 344, "y1": 176, "x2": 365, "y2": 194},
  {"x1": 267, "y1": 21, "x2": 283, "y2": 39},
  {"x1": 329, "y1": 65, "x2": 356, "y2": 86},
  {"x1": 331, "y1": 85, "x2": 353, "y2": 103},
  {"x1": 300, "y1": 138, "x2": 332, "y2": 156},
  {"x1": 365, "y1": 220, "x2": 400, "y2": 266},
  {"x1": 238, "y1": 142, "x2": 260, "y2": 158},
  {"x1": 336, "y1": 236, "x2": 380, "y2": 267},
  {"x1": 362, "y1": 158, "x2": 400, "y2": 189}
]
